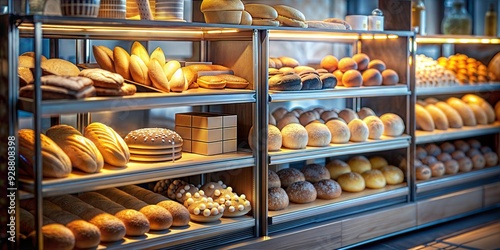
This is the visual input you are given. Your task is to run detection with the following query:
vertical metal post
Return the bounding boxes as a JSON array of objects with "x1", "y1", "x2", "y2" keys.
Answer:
[
  {"x1": 33, "y1": 20, "x2": 43, "y2": 249},
  {"x1": 408, "y1": 35, "x2": 417, "y2": 202}
]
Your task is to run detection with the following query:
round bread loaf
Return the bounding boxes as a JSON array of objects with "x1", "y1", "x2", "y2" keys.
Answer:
[
  {"x1": 352, "y1": 53, "x2": 370, "y2": 71},
  {"x1": 467, "y1": 148, "x2": 481, "y2": 158},
  {"x1": 380, "y1": 165, "x2": 404, "y2": 184},
  {"x1": 437, "y1": 152, "x2": 452, "y2": 162},
  {"x1": 467, "y1": 139, "x2": 482, "y2": 149},
  {"x1": 320, "y1": 73, "x2": 337, "y2": 89},
  {"x1": 338, "y1": 108, "x2": 358, "y2": 124},
  {"x1": 325, "y1": 119, "x2": 350, "y2": 143},
  {"x1": 363, "y1": 116, "x2": 384, "y2": 139},
  {"x1": 368, "y1": 59, "x2": 386, "y2": 72},
  {"x1": 422, "y1": 155, "x2": 438, "y2": 166},
  {"x1": 156, "y1": 200, "x2": 190, "y2": 227},
  {"x1": 272, "y1": 107, "x2": 288, "y2": 121},
  {"x1": 471, "y1": 154, "x2": 486, "y2": 169},
  {"x1": 268, "y1": 187, "x2": 289, "y2": 211},
  {"x1": 277, "y1": 168, "x2": 305, "y2": 188},
  {"x1": 348, "y1": 155, "x2": 371, "y2": 174},
  {"x1": 357, "y1": 107, "x2": 376, "y2": 119},
  {"x1": 338, "y1": 57, "x2": 358, "y2": 72},
  {"x1": 416, "y1": 146, "x2": 427, "y2": 160},
  {"x1": 299, "y1": 111, "x2": 317, "y2": 126},
  {"x1": 314, "y1": 179, "x2": 342, "y2": 199},
  {"x1": 269, "y1": 72, "x2": 302, "y2": 91},
  {"x1": 333, "y1": 70, "x2": 344, "y2": 86},
  {"x1": 277, "y1": 114, "x2": 300, "y2": 130},
  {"x1": 291, "y1": 107, "x2": 306, "y2": 117},
  {"x1": 286, "y1": 181, "x2": 317, "y2": 204},
  {"x1": 380, "y1": 113, "x2": 405, "y2": 136},
  {"x1": 381, "y1": 69, "x2": 399, "y2": 85},
  {"x1": 268, "y1": 170, "x2": 281, "y2": 188},
  {"x1": 269, "y1": 113, "x2": 277, "y2": 126},
  {"x1": 337, "y1": 172, "x2": 365, "y2": 192},
  {"x1": 124, "y1": 128, "x2": 183, "y2": 149},
  {"x1": 268, "y1": 124, "x2": 283, "y2": 151},
  {"x1": 362, "y1": 69, "x2": 382, "y2": 86},
  {"x1": 441, "y1": 142, "x2": 456, "y2": 153},
  {"x1": 305, "y1": 123, "x2": 331, "y2": 147},
  {"x1": 362, "y1": 169, "x2": 386, "y2": 189},
  {"x1": 454, "y1": 140, "x2": 470, "y2": 152},
  {"x1": 326, "y1": 160, "x2": 350, "y2": 180},
  {"x1": 320, "y1": 55, "x2": 339, "y2": 72},
  {"x1": 369, "y1": 156, "x2": 388, "y2": 169},
  {"x1": 348, "y1": 119, "x2": 369, "y2": 142},
  {"x1": 484, "y1": 152, "x2": 499, "y2": 167},
  {"x1": 425, "y1": 143, "x2": 441, "y2": 157},
  {"x1": 281, "y1": 123, "x2": 308, "y2": 149},
  {"x1": 429, "y1": 162, "x2": 445, "y2": 177},
  {"x1": 444, "y1": 159, "x2": 459, "y2": 174},
  {"x1": 301, "y1": 164, "x2": 330, "y2": 183},
  {"x1": 416, "y1": 165, "x2": 432, "y2": 180},
  {"x1": 35, "y1": 223, "x2": 75, "y2": 250},
  {"x1": 342, "y1": 70, "x2": 363, "y2": 87},
  {"x1": 452, "y1": 150, "x2": 466, "y2": 160}
]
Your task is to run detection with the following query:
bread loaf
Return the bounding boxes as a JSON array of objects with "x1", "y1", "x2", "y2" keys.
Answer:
[
  {"x1": 446, "y1": 97, "x2": 476, "y2": 126},
  {"x1": 424, "y1": 104, "x2": 449, "y2": 130},
  {"x1": 46, "y1": 124, "x2": 104, "y2": 173},
  {"x1": 281, "y1": 123, "x2": 308, "y2": 149},
  {"x1": 348, "y1": 155, "x2": 371, "y2": 174},
  {"x1": 131, "y1": 41, "x2": 150, "y2": 65},
  {"x1": 337, "y1": 172, "x2": 365, "y2": 192},
  {"x1": 113, "y1": 46, "x2": 131, "y2": 80},
  {"x1": 305, "y1": 122, "x2": 331, "y2": 147},
  {"x1": 148, "y1": 58, "x2": 170, "y2": 92},
  {"x1": 268, "y1": 187, "x2": 289, "y2": 211},
  {"x1": 268, "y1": 170, "x2": 281, "y2": 188},
  {"x1": 163, "y1": 60, "x2": 181, "y2": 81},
  {"x1": 380, "y1": 165, "x2": 404, "y2": 184},
  {"x1": 93, "y1": 45, "x2": 114, "y2": 73},
  {"x1": 313, "y1": 179, "x2": 342, "y2": 199},
  {"x1": 380, "y1": 113, "x2": 405, "y2": 136},
  {"x1": 277, "y1": 168, "x2": 305, "y2": 188},
  {"x1": 84, "y1": 122, "x2": 130, "y2": 167},
  {"x1": 286, "y1": 181, "x2": 317, "y2": 204},
  {"x1": 18, "y1": 129, "x2": 72, "y2": 178},
  {"x1": 435, "y1": 101, "x2": 463, "y2": 128},
  {"x1": 130, "y1": 54, "x2": 151, "y2": 86},
  {"x1": 169, "y1": 68, "x2": 189, "y2": 92},
  {"x1": 301, "y1": 164, "x2": 330, "y2": 183},
  {"x1": 348, "y1": 118, "x2": 369, "y2": 142},
  {"x1": 362, "y1": 169, "x2": 386, "y2": 189},
  {"x1": 461, "y1": 94, "x2": 496, "y2": 123},
  {"x1": 415, "y1": 104, "x2": 435, "y2": 131},
  {"x1": 467, "y1": 103, "x2": 488, "y2": 125},
  {"x1": 363, "y1": 116, "x2": 384, "y2": 139},
  {"x1": 150, "y1": 47, "x2": 166, "y2": 65},
  {"x1": 325, "y1": 119, "x2": 350, "y2": 143}
]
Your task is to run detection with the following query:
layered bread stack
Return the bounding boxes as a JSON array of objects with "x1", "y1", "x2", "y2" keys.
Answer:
[
  {"x1": 124, "y1": 128, "x2": 183, "y2": 162},
  {"x1": 79, "y1": 68, "x2": 136, "y2": 96},
  {"x1": 19, "y1": 75, "x2": 96, "y2": 100},
  {"x1": 244, "y1": 3, "x2": 279, "y2": 26}
]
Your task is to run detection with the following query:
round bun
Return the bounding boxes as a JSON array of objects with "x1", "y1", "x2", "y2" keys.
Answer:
[
  {"x1": 301, "y1": 164, "x2": 330, "y2": 183},
  {"x1": 348, "y1": 118, "x2": 369, "y2": 142},
  {"x1": 380, "y1": 113, "x2": 405, "y2": 136},
  {"x1": 429, "y1": 162, "x2": 445, "y2": 177},
  {"x1": 348, "y1": 155, "x2": 371, "y2": 174},
  {"x1": 281, "y1": 123, "x2": 308, "y2": 149},
  {"x1": 425, "y1": 144, "x2": 441, "y2": 157},
  {"x1": 268, "y1": 170, "x2": 281, "y2": 188},
  {"x1": 269, "y1": 72, "x2": 302, "y2": 91},
  {"x1": 357, "y1": 107, "x2": 376, "y2": 119},
  {"x1": 437, "y1": 152, "x2": 452, "y2": 162},
  {"x1": 124, "y1": 128, "x2": 183, "y2": 149},
  {"x1": 245, "y1": 3, "x2": 278, "y2": 19},
  {"x1": 362, "y1": 169, "x2": 387, "y2": 189},
  {"x1": 268, "y1": 125, "x2": 283, "y2": 151},
  {"x1": 277, "y1": 168, "x2": 305, "y2": 188},
  {"x1": 338, "y1": 57, "x2": 358, "y2": 72},
  {"x1": 333, "y1": 70, "x2": 344, "y2": 86},
  {"x1": 286, "y1": 181, "x2": 317, "y2": 204},
  {"x1": 454, "y1": 140, "x2": 470, "y2": 152},
  {"x1": 484, "y1": 152, "x2": 498, "y2": 167},
  {"x1": 382, "y1": 69, "x2": 399, "y2": 85},
  {"x1": 363, "y1": 116, "x2": 384, "y2": 139},
  {"x1": 368, "y1": 59, "x2": 386, "y2": 72},
  {"x1": 314, "y1": 179, "x2": 342, "y2": 199},
  {"x1": 416, "y1": 165, "x2": 432, "y2": 180},
  {"x1": 342, "y1": 70, "x2": 363, "y2": 87},
  {"x1": 440, "y1": 142, "x2": 455, "y2": 153},
  {"x1": 352, "y1": 53, "x2": 370, "y2": 71},
  {"x1": 380, "y1": 165, "x2": 404, "y2": 184},
  {"x1": 277, "y1": 114, "x2": 299, "y2": 130},
  {"x1": 326, "y1": 159, "x2": 351, "y2": 179},
  {"x1": 268, "y1": 187, "x2": 289, "y2": 211},
  {"x1": 305, "y1": 123, "x2": 331, "y2": 147},
  {"x1": 320, "y1": 110, "x2": 338, "y2": 122},
  {"x1": 362, "y1": 69, "x2": 382, "y2": 86},
  {"x1": 139, "y1": 205, "x2": 173, "y2": 230},
  {"x1": 326, "y1": 119, "x2": 350, "y2": 144},
  {"x1": 458, "y1": 157, "x2": 473, "y2": 172},
  {"x1": 444, "y1": 159, "x2": 459, "y2": 174},
  {"x1": 422, "y1": 155, "x2": 438, "y2": 166},
  {"x1": 338, "y1": 108, "x2": 359, "y2": 124},
  {"x1": 320, "y1": 55, "x2": 339, "y2": 72},
  {"x1": 337, "y1": 172, "x2": 365, "y2": 192},
  {"x1": 369, "y1": 156, "x2": 388, "y2": 169},
  {"x1": 471, "y1": 154, "x2": 486, "y2": 169},
  {"x1": 272, "y1": 107, "x2": 288, "y2": 121},
  {"x1": 299, "y1": 111, "x2": 317, "y2": 126}
]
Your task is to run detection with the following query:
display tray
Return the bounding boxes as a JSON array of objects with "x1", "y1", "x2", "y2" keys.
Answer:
[
  {"x1": 268, "y1": 183, "x2": 408, "y2": 225},
  {"x1": 415, "y1": 122, "x2": 500, "y2": 144},
  {"x1": 269, "y1": 135, "x2": 411, "y2": 165},
  {"x1": 19, "y1": 152, "x2": 254, "y2": 197},
  {"x1": 416, "y1": 82, "x2": 500, "y2": 96},
  {"x1": 269, "y1": 84, "x2": 409, "y2": 102},
  {"x1": 416, "y1": 165, "x2": 500, "y2": 194},
  {"x1": 99, "y1": 216, "x2": 254, "y2": 249}
]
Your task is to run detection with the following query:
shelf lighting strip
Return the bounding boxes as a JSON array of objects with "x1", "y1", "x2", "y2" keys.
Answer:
[
  {"x1": 416, "y1": 36, "x2": 500, "y2": 44},
  {"x1": 19, "y1": 24, "x2": 206, "y2": 35},
  {"x1": 269, "y1": 31, "x2": 399, "y2": 41}
]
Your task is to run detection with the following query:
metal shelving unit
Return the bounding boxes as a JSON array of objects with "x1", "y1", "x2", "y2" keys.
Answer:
[
  {"x1": 416, "y1": 83, "x2": 500, "y2": 96},
  {"x1": 415, "y1": 122, "x2": 500, "y2": 144}
]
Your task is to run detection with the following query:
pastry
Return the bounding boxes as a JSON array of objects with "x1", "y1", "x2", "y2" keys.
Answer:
[
  {"x1": 337, "y1": 172, "x2": 365, "y2": 192},
  {"x1": 281, "y1": 123, "x2": 308, "y2": 149}
]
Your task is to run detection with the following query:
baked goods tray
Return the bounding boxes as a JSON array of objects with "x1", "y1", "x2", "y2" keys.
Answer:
[
  {"x1": 269, "y1": 84, "x2": 409, "y2": 102},
  {"x1": 18, "y1": 152, "x2": 254, "y2": 197},
  {"x1": 415, "y1": 122, "x2": 500, "y2": 144},
  {"x1": 268, "y1": 183, "x2": 408, "y2": 225},
  {"x1": 416, "y1": 82, "x2": 500, "y2": 96},
  {"x1": 269, "y1": 135, "x2": 411, "y2": 165}
]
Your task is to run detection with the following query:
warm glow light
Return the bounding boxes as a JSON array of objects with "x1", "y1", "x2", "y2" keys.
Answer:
[
  {"x1": 269, "y1": 31, "x2": 359, "y2": 41},
  {"x1": 205, "y1": 29, "x2": 240, "y2": 34},
  {"x1": 416, "y1": 36, "x2": 500, "y2": 44}
]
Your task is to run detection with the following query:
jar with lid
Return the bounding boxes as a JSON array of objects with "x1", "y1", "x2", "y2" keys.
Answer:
[
  {"x1": 411, "y1": 0, "x2": 426, "y2": 35},
  {"x1": 441, "y1": 0, "x2": 472, "y2": 35}
]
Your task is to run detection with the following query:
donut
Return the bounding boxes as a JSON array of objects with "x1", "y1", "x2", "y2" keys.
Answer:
[
  {"x1": 314, "y1": 179, "x2": 342, "y2": 199},
  {"x1": 286, "y1": 181, "x2": 317, "y2": 204}
]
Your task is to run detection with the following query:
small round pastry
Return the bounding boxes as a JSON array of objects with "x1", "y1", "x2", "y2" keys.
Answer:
[
  {"x1": 220, "y1": 193, "x2": 252, "y2": 217},
  {"x1": 362, "y1": 69, "x2": 383, "y2": 86},
  {"x1": 301, "y1": 164, "x2": 330, "y2": 183},
  {"x1": 338, "y1": 57, "x2": 358, "y2": 72},
  {"x1": 437, "y1": 152, "x2": 452, "y2": 162},
  {"x1": 362, "y1": 169, "x2": 386, "y2": 189},
  {"x1": 167, "y1": 179, "x2": 188, "y2": 200},
  {"x1": 369, "y1": 156, "x2": 388, "y2": 169},
  {"x1": 294, "y1": 66, "x2": 316, "y2": 73},
  {"x1": 325, "y1": 119, "x2": 350, "y2": 144},
  {"x1": 175, "y1": 184, "x2": 199, "y2": 203},
  {"x1": 381, "y1": 69, "x2": 399, "y2": 85},
  {"x1": 416, "y1": 146, "x2": 427, "y2": 160},
  {"x1": 277, "y1": 168, "x2": 305, "y2": 188},
  {"x1": 277, "y1": 114, "x2": 300, "y2": 130},
  {"x1": 425, "y1": 144, "x2": 441, "y2": 157},
  {"x1": 326, "y1": 159, "x2": 351, "y2": 179},
  {"x1": 342, "y1": 69, "x2": 363, "y2": 87},
  {"x1": 305, "y1": 123, "x2": 331, "y2": 147},
  {"x1": 299, "y1": 111, "x2": 318, "y2": 126},
  {"x1": 429, "y1": 162, "x2": 445, "y2": 177},
  {"x1": 440, "y1": 142, "x2": 455, "y2": 154},
  {"x1": 347, "y1": 155, "x2": 371, "y2": 174},
  {"x1": 466, "y1": 148, "x2": 481, "y2": 158},
  {"x1": 380, "y1": 165, "x2": 404, "y2": 184},
  {"x1": 314, "y1": 179, "x2": 342, "y2": 199},
  {"x1": 380, "y1": 113, "x2": 405, "y2": 136},
  {"x1": 444, "y1": 159, "x2": 459, "y2": 174},
  {"x1": 320, "y1": 55, "x2": 339, "y2": 72},
  {"x1": 471, "y1": 154, "x2": 486, "y2": 169},
  {"x1": 422, "y1": 155, "x2": 438, "y2": 166},
  {"x1": 337, "y1": 172, "x2": 365, "y2": 192},
  {"x1": 416, "y1": 165, "x2": 432, "y2": 180},
  {"x1": 352, "y1": 53, "x2": 370, "y2": 71},
  {"x1": 484, "y1": 152, "x2": 499, "y2": 167},
  {"x1": 480, "y1": 146, "x2": 493, "y2": 154},
  {"x1": 188, "y1": 199, "x2": 224, "y2": 223},
  {"x1": 357, "y1": 107, "x2": 376, "y2": 119},
  {"x1": 268, "y1": 170, "x2": 281, "y2": 188},
  {"x1": 200, "y1": 181, "x2": 226, "y2": 198},
  {"x1": 268, "y1": 187, "x2": 289, "y2": 211},
  {"x1": 333, "y1": 70, "x2": 344, "y2": 86},
  {"x1": 466, "y1": 139, "x2": 482, "y2": 149},
  {"x1": 454, "y1": 140, "x2": 470, "y2": 152},
  {"x1": 320, "y1": 110, "x2": 338, "y2": 122},
  {"x1": 272, "y1": 107, "x2": 289, "y2": 121},
  {"x1": 281, "y1": 123, "x2": 308, "y2": 149},
  {"x1": 368, "y1": 59, "x2": 386, "y2": 72},
  {"x1": 286, "y1": 181, "x2": 317, "y2": 204},
  {"x1": 363, "y1": 116, "x2": 384, "y2": 140},
  {"x1": 338, "y1": 108, "x2": 359, "y2": 124},
  {"x1": 458, "y1": 157, "x2": 473, "y2": 172},
  {"x1": 348, "y1": 119, "x2": 369, "y2": 142},
  {"x1": 451, "y1": 150, "x2": 466, "y2": 160}
]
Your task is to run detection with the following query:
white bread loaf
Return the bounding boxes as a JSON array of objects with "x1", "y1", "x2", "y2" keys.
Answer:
[
  {"x1": 305, "y1": 122, "x2": 331, "y2": 146},
  {"x1": 84, "y1": 122, "x2": 130, "y2": 167},
  {"x1": 363, "y1": 116, "x2": 384, "y2": 139},
  {"x1": 446, "y1": 97, "x2": 476, "y2": 126},
  {"x1": 424, "y1": 104, "x2": 449, "y2": 130},
  {"x1": 380, "y1": 113, "x2": 405, "y2": 136},
  {"x1": 325, "y1": 119, "x2": 350, "y2": 143},
  {"x1": 281, "y1": 123, "x2": 308, "y2": 149},
  {"x1": 415, "y1": 104, "x2": 435, "y2": 131},
  {"x1": 435, "y1": 101, "x2": 463, "y2": 128},
  {"x1": 467, "y1": 103, "x2": 488, "y2": 125},
  {"x1": 46, "y1": 124, "x2": 104, "y2": 173},
  {"x1": 348, "y1": 118, "x2": 369, "y2": 142}
]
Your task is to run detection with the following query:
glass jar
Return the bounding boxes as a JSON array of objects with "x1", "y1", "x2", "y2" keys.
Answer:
[
  {"x1": 411, "y1": 0, "x2": 426, "y2": 35},
  {"x1": 441, "y1": 0, "x2": 472, "y2": 35}
]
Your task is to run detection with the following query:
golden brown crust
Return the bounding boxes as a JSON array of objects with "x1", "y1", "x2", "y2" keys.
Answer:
[
  {"x1": 84, "y1": 122, "x2": 130, "y2": 167},
  {"x1": 113, "y1": 46, "x2": 131, "y2": 80},
  {"x1": 148, "y1": 58, "x2": 170, "y2": 92},
  {"x1": 93, "y1": 45, "x2": 115, "y2": 73},
  {"x1": 130, "y1": 54, "x2": 151, "y2": 86},
  {"x1": 79, "y1": 68, "x2": 124, "y2": 89}
]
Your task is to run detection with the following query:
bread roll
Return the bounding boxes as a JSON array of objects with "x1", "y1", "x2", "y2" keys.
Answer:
[
  {"x1": 435, "y1": 102, "x2": 463, "y2": 128},
  {"x1": 156, "y1": 200, "x2": 190, "y2": 227},
  {"x1": 337, "y1": 172, "x2": 365, "y2": 192},
  {"x1": 429, "y1": 162, "x2": 445, "y2": 177},
  {"x1": 468, "y1": 103, "x2": 488, "y2": 125},
  {"x1": 299, "y1": 111, "x2": 317, "y2": 126},
  {"x1": 320, "y1": 110, "x2": 338, "y2": 122},
  {"x1": 446, "y1": 97, "x2": 476, "y2": 126},
  {"x1": 425, "y1": 143, "x2": 441, "y2": 157},
  {"x1": 281, "y1": 123, "x2": 308, "y2": 149},
  {"x1": 286, "y1": 181, "x2": 317, "y2": 204},
  {"x1": 458, "y1": 157, "x2": 473, "y2": 172},
  {"x1": 348, "y1": 118, "x2": 369, "y2": 142},
  {"x1": 130, "y1": 54, "x2": 150, "y2": 86},
  {"x1": 338, "y1": 108, "x2": 358, "y2": 124},
  {"x1": 369, "y1": 156, "x2": 388, "y2": 169},
  {"x1": 471, "y1": 154, "x2": 486, "y2": 169},
  {"x1": 18, "y1": 129, "x2": 72, "y2": 178},
  {"x1": 368, "y1": 59, "x2": 386, "y2": 72},
  {"x1": 342, "y1": 69, "x2": 363, "y2": 87},
  {"x1": 277, "y1": 113, "x2": 299, "y2": 130},
  {"x1": 362, "y1": 169, "x2": 386, "y2": 189},
  {"x1": 441, "y1": 142, "x2": 456, "y2": 153},
  {"x1": 452, "y1": 150, "x2": 466, "y2": 160},
  {"x1": 444, "y1": 159, "x2": 459, "y2": 174},
  {"x1": 148, "y1": 58, "x2": 170, "y2": 92},
  {"x1": 269, "y1": 72, "x2": 302, "y2": 90},
  {"x1": 437, "y1": 152, "x2": 452, "y2": 162},
  {"x1": 131, "y1": 41, "x2": 150, "y2": 65},
  {"x1": 269, "y1": 170, "x2": 281, "y2": 188},
  {"x1": 333, "y1": 70, "x2": 344, "y2": 86},
  {"x1": 338, "y1": 57, "x2": 358, "y2": 72},
  {"x1": 305, "y1": 123, "x2": 331, "y2": 147},
  {"x1": 348, "y1": 155, "x2": 371, "y2": 174},
  {"x1": 380, "y1": 165, "x2": 404, "y2": 184},
  {"x1": 484, "y1": 152, "x2": 499, "y2": 167},
  {"x1": 113, "y1": 46, "x2": 131, "y2": 80},
  {"x1": 301, "y1": 164, "x2": 330, "y2": 183},
  {"x1": 380, "y1": 113, "x2": 405, "y2": 136},
  {"x1": 416, "y1": 104, "x2": 435, "y2": 131},
  {"x1": 425, "y1": 104, "x2": 449, "y2": 130},
  {"x1": 150, "y1": 47, "x2": 166, "y2": 65},
  {"x1": 352, "y1": 53, "x2": 370, "y2": 71},
  {"x1": 325, "y1": 119, "x2": 350, "y2": 143},
  {"x1": 19, "y1": 211, "x2": 76, "y2": 250},
  {"x1": 381, "y1": 69, "x2": 399, "y2": 85},
  {"x1": 268, "y1": 124, "x2": 283, "y2": 151},
  {"x1": 268, "y1": 187, "x2": 289, "y2": 211},
  {"x1": 277, "y1": 168, "x2": 305, "y2": 188},
  {"x1": 320, "y1": 55, "x2": 339, "y2": 72},
  {"x1": 416, "y1": 165, "x2": 432, "y2": 180},
  {"x1": 314, "y1": 179, "x2": 342, "y2": 199},
  {"x1": 461, "y1": 94, "x2": 496, "y2": 123},
  {"x1": 84, "y1": 122, "x2": 130, "y2": 167},
  {"x1": 93, "y1": 45, "x2": 114, "y2": 72},
  {"x1": 363, "y1": 116, "x2": 384, "y2": 139},
  {"x1": 454, "y1": 140, "x2": 470, "y2": 152},
  {"x1": 362, "y1": 69, "x2": 382, "y2": 86},
  {"x1": 416, "y1": 146, "x2": 427, "y2": 160},
  {"x1": 422, "y1": 155, "x2": 438, "y2": 166}
]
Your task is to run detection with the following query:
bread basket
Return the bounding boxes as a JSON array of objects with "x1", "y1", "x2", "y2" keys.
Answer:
[{"x1": 60, "y1": 0, "x2": 101, "y2": 17}]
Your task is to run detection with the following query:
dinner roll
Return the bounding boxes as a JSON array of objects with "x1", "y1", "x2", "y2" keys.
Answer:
[
  {"x1": 286, "y1": 181, "x2": 317, "y2": 204},
  {"x1": 348, "y1": 119, "x2": 369, "y2": 142},
  {"x1": 338, "y1": 57, "x2": 358, "y2": 72},
  {"x1": 314, "y1": 179, "x2": 342, "y2": 199},
  {"x1": 352, "y1": 53, "x2": 370, "y2": 71},
  {"x1": 268, "y1": 170, "x2": 281, "y2": 188},
  {"x1": 342, "y1": 70, "x2": 363, "y2": 87},
  {"x1": 268, "y1": 187, "x2": 289, "y2": 211},
  {"x1": 301, "y1": 164, "x2": 330, "y2": 183},
  {"x1": 380, "y1": 165, "x2": 404, "y2": 184},
  {"x1": 320, "y1": 55, "x2": 339, "y2": 72},
  {"x1": 268, "y1": 124, "x2": 283, "y2": 151},
  {"x1": 357, "y1": 107, "x2": 376, "y2": 119},
  {"x1": 348, "y1": 155, "x2": 371, "y2": 174},
  {"x1": 362, "y1": 69, "x2": 382, "y2": 86},
  {"x1": 325, "y1": 119, "x2": 350, "y2": 144},
  {"x1": 362, "y1": 169, "x2": 386, "y2": 189},
  {"x1": 444, "y1": 159, "x2": 459, "y2": 174},
  {"x1": 277, "y1": 113, "x2": 300, "y2": 130},
  {"x1": 416, "y1": 165, "x2": 432, "y2": 180},
  {"x1": 277, "y1": 168, "x2": 305, "y2": 188},
  {"x1": 305, "y1": 123, "x2": 331, "y2": 147},
  {"x1": 369, "y1": 156, "x2": 388, "y2": 169},
  {"x1": 382, "y1": 69, "x2": 399, "y2": 85},
  {"x1": 363, "y1": 116, "x2": 384, "y2": 139},
  {"x1": 281, "y1": 123, "x2": 308, "y2": 149},
  {"x1": 326, "y1": 159, "x2": 351, "y2": 179},
  {"x1": 337, "y1": 172, "x2": 365, "y2": 192},
  {"x1": 299, "y1": 111, "x2": 317, "y2": 126},
  {"x1": 338, "y1": 108, "x2": 358, "y2": 124},
  {"x1": 380, "y1": 113, "x2": 405, "y2": 136}
]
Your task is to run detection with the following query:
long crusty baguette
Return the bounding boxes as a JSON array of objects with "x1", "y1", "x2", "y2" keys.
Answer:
[
  {"x1": 47, "y1": 194, "x2": 126, "y2": 242},
  {"x1": 415, "y1": 104, "x2": 435, "y2": 131},
  {"x1": 96, "y1": 188, "x2": 173, "y2": 230},
  {"x1": 78, "y1": 192, "x2": 150, "y2": 236},
  {"x1": 435, "y1": 101, "x2": 463, "y2": 128},
  {"x1": 424, "y1": 104, "x2": 449, "y2": 130},
  {"x1": 446, "y1": 97, "x2": 477, "y2": 126},
  {"x1": 461, "y1": 94, "x2": 496, "y2": 123}
]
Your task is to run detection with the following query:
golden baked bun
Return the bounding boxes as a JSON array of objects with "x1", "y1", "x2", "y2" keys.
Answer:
[
  {"x1": 338, "y1": 108, "x2": 358, "y2": 124},
  {"x1": 348, "y1": 155, "x2": 371, "y2": 174},
  {"x1": 352, "y1": 53, "x2": 370, "y2": 71},
  {"x1": 84, "y1": 122, "x2": 130, "y2": 167},
  {"x1": 484, "y1": 152, "x2": 498, "y2": 167},
  {"x1": 277, "y1": 168, "x2": 305, "y2": 188},
  {"x1": 454, "y1": 140, "x2": 470, "y2": 152},
  {"x1": 380, "y1": 113, "x2": 405, "y2": 136},
  {"x1": 314, "y1": 179, "x2": 342, "y2": 199},
  {"x1": 362, "y1": 169, "x2": 386, "y2": 189},
  {"x1": 429, "y1": 162, "x2": 445, "y2": 177},
  {"x1": 363, "y1": 116, "x2": 384, "y2": 140},
  {"x1": 369, "y1": 156, "x2": 388, "y2": 169},
  {"x1": 326, "y1": 159, "x2": 351, "y2": 179},
  {"x1": 444, "y1": 159, "x2": 459, "y2": 174},
  {"x1": 273, "y1": 4, "x2": 308, "y2": 28},
  {"x1": 357, "y1": 107, "x2": 376, "y2": 120},
  {"x1": 338, "y1": 57, "x2": 358, "y2": 72},
  {"x1": 337, "y1": 172, "x2": 365, "y2": 192},
  {"x1": 342, "y1": 69, "x2": 363, "y2": 87},
  {"x1": 131, "y1": 41, "x2": 150, "y2": 65},
  {"x1": 325, "y1": 119, "x2": 350, "y2": 144},
  {"x1": 305, "y1": 122, "x2": 331, "y2": 147},
  {"x1": 348, "y1": 119, "x2": 369, "y2": 142},
  {"x1": 286, "y1": 181, "x2": 317, "y2": 204},
  {"x1": 380, "y1": 165, "x2": 404, "y2": 184},
  {"x1": 281, "y1": 123, "x2": 308, "y2": 149},
  {"x1": 368, "y1": 59, "x2": 386, "y2": 72},
  {"x1": 333, "y1": 70, "x2": 344, "y2": 86},
  {"x1": 362, "y1": 69, "x2": 382, "y2": 86},
  {"x1": 458, "y1": 157, "x2": 473, "y2": 172},
  {"x1": 301, "y1": 164, "x2": 330, "y2": 183},
  {"x1": 268, "y1": 187, "x2": 289, "y2": 211},
  {"x1": 381, "y1": 69, "x2": 399, "y2": 85},
  {"x1": 435, "y1": 101, "x2": 464, "y2": 128},
  {"x1": 113, "y1": 46, "x2": 131, "y2": 80},
  {"x1": 299, "y1": 111, "x2": 317, "y2": 126},
  {"x1": 268, "y1": 170, "x2": 281, "y2": 188},
  {"x1": 416, "y1": 165, "x2": 432, "y2": 180},
  {"x1": 268, "y1": 125, "x2": 283, "y2": 151},
  {"x1": 320, "y1": 55, "x2": 339, "y2": 72},
  {"x1": 277, "y1": 113, "x2": 300, "y2": 130}
]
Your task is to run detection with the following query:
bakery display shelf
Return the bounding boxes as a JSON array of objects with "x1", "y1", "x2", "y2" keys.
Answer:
[
  {"x1": 268, "y1": 184, "x2": 407, "y2": 225},
  {"x1": 17, "y1": 89, "x2": 255, "y2": 115},
  {"x1": 416, "y1": 83, "x2": 500, "y2": 96},
  {"x1": 18, "y1": 152, "x2": 254, "y2": 197},
  {"x1": 269, "y1": 135, "x2": 410, "y2": 165},
  {"x1": 416, "y1": 165, "x2": 500, "y2": 194},
  {"x1": 416, "y1": 34, "x2": 500, "y2": 44},
  {"x1": 269, "y1": 84, "x2": 409, "y2": 102},
  {"x1": 99, "y1": 216, "x2": 254, "y2": 250},
  {"x1": 268, "y1": 28, "x2": 414, "y2": 43},
  {"x1": 415, "y1": 122, "x2": 500, "y2": 144}
]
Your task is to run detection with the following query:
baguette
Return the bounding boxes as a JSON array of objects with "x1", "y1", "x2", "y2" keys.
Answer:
[
  {"x1": 435, "y1": 101, "x2": 464, "y2": 128},
  {"x1": 113, "y1": 46, "x2": 132, "y2": 80},
  {"x1": 84, "y1": 122, "x2": 130, "y2": 167},
  {"x1": 424, "y1": 104, "x2": 449, "y2": 130},
  {"x1": 96, "y1": 188, "x2": 173, "y2": 230},
  {"x1": 92, "y1": 45, "x2": 115, "y2": 73},
  {"x1": 446, "y1": 97, "x2": 476, "y2": 126},
  {"x1": 461, "y1": 94, "x2": 496, "y2": 123},
  {"x1": 78, "y1": 192, "x2": 150, "y2": 235},
  {"x1": 415, "y1": 104, "x2": 435, "y2": 131}
]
